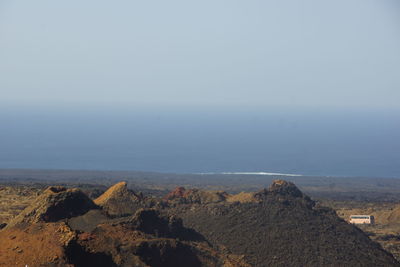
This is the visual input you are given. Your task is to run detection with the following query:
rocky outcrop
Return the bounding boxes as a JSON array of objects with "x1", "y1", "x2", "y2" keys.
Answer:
[
  {"x1": 6, "y1": 186, "x2": 97, "y2": 228},
  {"x1": 67, "y1": 209, "x2": 110, "y2": 232},
  {"x1": 226, "y1": 192, "x2": 257, "y2": 203},
  {"x1": 267, "y1": 179, "x2": 304, "y2": 197},
  {"x1": 164, "y1": 181, "x2": 306, "y2": 206},
  {"x1": 164, "y1": 186, "x2": 186, "y2": 200},
  {"x1": 94, "y1": 181, "x2": 145, "y2": 216},
  {"x1": 123, "y1": 209, "x2": 185, "y2": 237},
  {"x1": 164, "y1": 187, "x2": 228, "y2": 204}
]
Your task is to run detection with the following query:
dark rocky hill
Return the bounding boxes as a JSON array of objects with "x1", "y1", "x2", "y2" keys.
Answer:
[{"x1": 166, "y1": 180, "x2": 400, "y2": 267}]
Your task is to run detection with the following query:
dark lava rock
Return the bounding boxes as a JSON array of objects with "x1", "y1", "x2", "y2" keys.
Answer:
[
  {"x1": 267, "y1": 179, "x2": 304, "y2": 197},
  {"x1": 164, "y1": 187, "x2": 228, "y2": 204},
  {"x1": 72, "y1": 209, "x2": 250, "y2": 267},
  {"x1": 111, "y1": 209, "x2": 205, "y2": 242},
  {"x1": 254, "y1": 179, "x2": 315, "y2": 209},
  {"x1": 131, "y1": 239, "x2": 203, "y2": 267},
  {"x1": 168, "y1": 180, "x2": 400, "y2": 267},
  {"x1": 67, "y1": 209, "x2": 110, "y2": 232},
  {"x1": 126, "y1": 209, "x2": 183, "y2": 237}
]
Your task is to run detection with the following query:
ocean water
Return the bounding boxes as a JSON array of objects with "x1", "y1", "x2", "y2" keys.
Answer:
[{"x1": 0, "y1": 107, "x2": 399, "y2": 178}]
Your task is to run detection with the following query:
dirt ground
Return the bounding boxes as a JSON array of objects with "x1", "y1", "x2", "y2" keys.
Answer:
[{"x1": 0, "y1": 185, "x2": 42, "y2": 224}]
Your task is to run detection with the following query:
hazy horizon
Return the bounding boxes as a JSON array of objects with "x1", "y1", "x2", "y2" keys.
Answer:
[
  {"x1": 0, "y1": 107, "x2": 399, "y2": 178},
  {"x1": 1, "y1": 1, "x2": 399, "y2": 178}
]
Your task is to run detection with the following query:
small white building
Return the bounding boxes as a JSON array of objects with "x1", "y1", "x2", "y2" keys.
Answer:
[{"x1": 349, "y1": 215, "x2": 375, "y2": 224}]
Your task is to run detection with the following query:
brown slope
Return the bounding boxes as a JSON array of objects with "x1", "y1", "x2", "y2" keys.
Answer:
[
  {"x1": 387, "y1": 205, "x2": 400, "y2": 224},
  {"x1": 0, "y1": 222, "x2": 75, "y2": 267},
  {"x1": 94, "y1": 181, "x2": 149, "y2": 216},
  {"x1": 166, "y1": 180, "x2": 400, "y2": 267}
]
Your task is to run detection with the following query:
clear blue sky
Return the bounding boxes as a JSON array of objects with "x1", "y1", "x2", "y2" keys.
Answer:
[{"x1": 1, "y1": 0, "x2": 399, "y2": 109}]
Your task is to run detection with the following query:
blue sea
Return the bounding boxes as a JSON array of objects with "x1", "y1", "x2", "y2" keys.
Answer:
[{"x1": 0, "y1": 106, "x2": 399, "y2": 178}]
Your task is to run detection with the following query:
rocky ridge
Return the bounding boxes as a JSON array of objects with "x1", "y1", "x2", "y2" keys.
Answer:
[
  {"x1": 94, "y1": 181, "x2": 159, "y2": 217},
  {"x1": 0, "y1": 183, "x2": 250, "y2": 267},
  {"x1": 164, "y1": 187, "x2": 229, "y2": 204}
]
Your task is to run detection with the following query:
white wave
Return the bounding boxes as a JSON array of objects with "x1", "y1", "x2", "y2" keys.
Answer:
[{"x1": 198, "y1": 172, "x2": 302, "y2": 177}]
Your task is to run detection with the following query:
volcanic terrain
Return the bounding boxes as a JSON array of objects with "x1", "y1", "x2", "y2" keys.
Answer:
[{"x1": 0, "y1": 180, "x2": 399, "y2": 266}]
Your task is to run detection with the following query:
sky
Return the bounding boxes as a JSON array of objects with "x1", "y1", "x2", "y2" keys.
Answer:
[{"x1": 1, "y1": 0, "x2": 400, "y2": 110}]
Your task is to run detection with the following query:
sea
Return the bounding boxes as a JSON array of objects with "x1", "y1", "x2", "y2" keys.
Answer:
[{"x1": 0, "y1": 106, "x2": 399, "y2": 178}]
